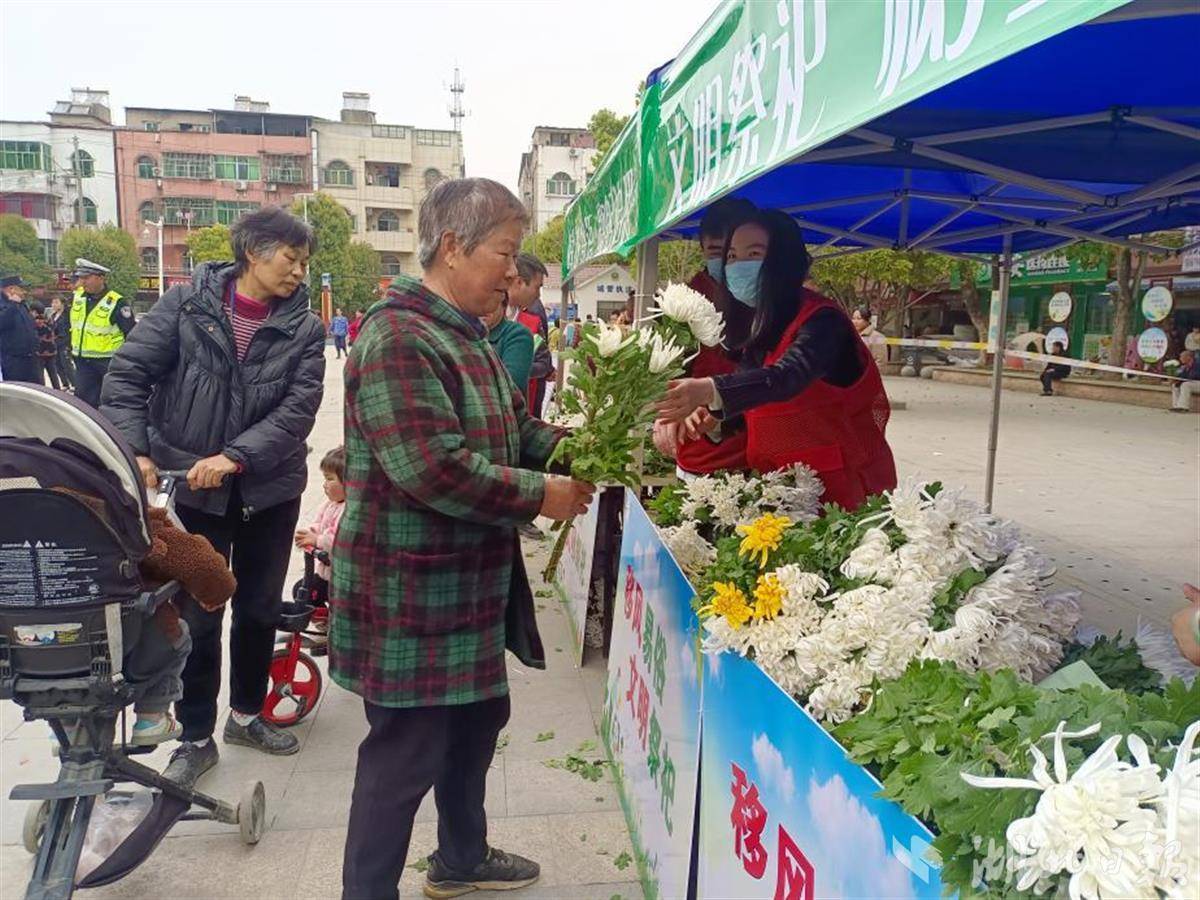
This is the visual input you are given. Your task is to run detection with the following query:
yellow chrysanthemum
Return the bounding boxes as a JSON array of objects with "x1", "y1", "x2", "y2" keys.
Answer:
[
  {"x1": 701, "y1": 581, "x2": 753, "y2": 629},
  {"x1": 735, "y1": 513, "x2": 792, "y2": 568},
  {"x1": 752, "y1": 573, "x2": 785, "y2": 621}
]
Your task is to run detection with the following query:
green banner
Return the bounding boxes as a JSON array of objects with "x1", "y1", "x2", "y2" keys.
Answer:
[
  {"x1": 970, "y1": 252, "x2": 1108, "y2": 286},
  {"x1": 562, "y1": 0, "x2": 1130, "y2": 278},
  {"x1": 562, "y1": 114, "x2": 643, "y2": 277}
]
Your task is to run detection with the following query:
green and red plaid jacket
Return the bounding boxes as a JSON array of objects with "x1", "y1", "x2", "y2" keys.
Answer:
[{"x1": 329, "y1": 276, "x2": 564, "y2": 708}]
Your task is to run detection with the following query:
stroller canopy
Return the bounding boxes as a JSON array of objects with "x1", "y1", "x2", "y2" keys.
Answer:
[{"x1": 0, "y1": 383, "x2": 152, "y2": 549}]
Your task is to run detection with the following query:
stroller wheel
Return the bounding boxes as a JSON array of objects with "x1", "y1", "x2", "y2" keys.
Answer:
[
  {"x1": 21, "y1": 800, "x2": 49, "y2": 854},
  {"x1": 238, "y1": 780, "x2": 266, "y2": 845},
  {"x1": 262, "y1": 649, "x2": 323, "y2": 727}
]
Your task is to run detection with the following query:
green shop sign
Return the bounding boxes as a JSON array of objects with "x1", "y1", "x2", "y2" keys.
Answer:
[
  {"x1": 956, "y1": 253, "x2": 1109, "y2": 287},
  {"x1": 562, "y1": 0, "x2": 1130, "y2": 278}
]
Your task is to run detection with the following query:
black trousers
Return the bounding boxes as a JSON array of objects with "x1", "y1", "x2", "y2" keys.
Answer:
[
  {"x1": 54, "y1": 347, "x2": 75, "y2": 389},
  {"x1": 334, "y1": 335, "x2": 347, "y2": 358},
  {"x1": 73, "y1": 356, "x2": 110, "y2": 408},
  {"x1": 1040, "y1": 368, "x2": 1067, "y2": 393},
  {"x1": 342, "y1": 695, "x2": 511, "y2": 900},
  {"x1": 174, "y1": 491, "x2": 301, "y2": 741},
  {"x1": 39, "y1": 357, "x2": 61, "y2": 390},
  {"x1": 2, "y1": 354, "x2": 40, "y2": 383}
]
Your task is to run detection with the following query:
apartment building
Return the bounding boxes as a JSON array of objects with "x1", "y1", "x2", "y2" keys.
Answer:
[
  {"x1": 115, "y1": 97, "x2": 312, "y2": 287},
  {"x1": 517, "y1": 126, "x2": 597, "y2": 233},
  {"x1": 0, "y1": 89, "x2": 118, "y2": 268},
  {"x1": 308, "y1": 92, "x2": 465, "y2": 278}
]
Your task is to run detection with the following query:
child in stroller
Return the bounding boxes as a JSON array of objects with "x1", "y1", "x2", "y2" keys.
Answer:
[{"x1": 0, "y1": 382, "x2": 265, "y2": 899}]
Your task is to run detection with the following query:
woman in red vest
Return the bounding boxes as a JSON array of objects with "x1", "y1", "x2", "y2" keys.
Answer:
[{"x1": 655, "y1": 210, "x2": 897, "y2": 511}]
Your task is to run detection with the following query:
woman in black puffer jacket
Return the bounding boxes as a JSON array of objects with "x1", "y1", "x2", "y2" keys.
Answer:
[{"x1": 101, "y1": 206, "x2": 326, "y2": 777}]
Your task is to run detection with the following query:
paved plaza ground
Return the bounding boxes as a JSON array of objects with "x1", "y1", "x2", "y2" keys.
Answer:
[{"x1": 1, "y1": 357, "x2": 1197, "y2": 899}]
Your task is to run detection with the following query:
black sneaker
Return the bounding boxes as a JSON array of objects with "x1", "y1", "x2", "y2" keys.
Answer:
[
  {"x1": 223, "y1": 715, "x2": 300, "y2": 755},
  {"x1": 424, "y1": 847, "x2": 540, "y2": 899},
  {"x1": 162, "y1": 740, "x2": 219, "y2": 787}
]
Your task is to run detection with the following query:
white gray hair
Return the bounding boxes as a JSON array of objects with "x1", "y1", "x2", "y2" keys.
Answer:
[{"x1": 418, "y1": 178, "x2": 528, "y2": 270}]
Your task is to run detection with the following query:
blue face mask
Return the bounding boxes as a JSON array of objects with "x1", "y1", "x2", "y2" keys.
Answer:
[
  {"x1": 725, "y1": 259, "x2": 763, "y2": 307},
  {"x1": 705, "y1": 257, "x2": 724, "y2": 280}
]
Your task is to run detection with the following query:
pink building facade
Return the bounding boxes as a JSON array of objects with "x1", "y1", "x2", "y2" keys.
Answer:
[{"x1": 115, "y1": 107, "x2": 311, "y2": 289}]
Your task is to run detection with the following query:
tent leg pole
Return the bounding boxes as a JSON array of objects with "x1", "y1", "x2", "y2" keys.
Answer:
[
  {"x1": 984, "y1": 235, "x2": 1013, "y2": 513},
  {"x1": 635, "y1": 237, "x2": 660, "y2": 321}
]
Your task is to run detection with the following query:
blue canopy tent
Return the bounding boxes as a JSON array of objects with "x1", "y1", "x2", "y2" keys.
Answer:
[{"x1": 600, "y1": 0, "x2": 1200, "y2": 508}]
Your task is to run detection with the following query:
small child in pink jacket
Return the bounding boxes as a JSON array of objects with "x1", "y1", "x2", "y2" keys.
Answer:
[{"x1": 293, "y1": 447, "x2": 345, "y2": 612}]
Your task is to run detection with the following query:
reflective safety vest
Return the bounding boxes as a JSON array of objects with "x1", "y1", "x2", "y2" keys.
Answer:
[{"x1": 70, "y1": 288, "x2": 125, "y2": 358}]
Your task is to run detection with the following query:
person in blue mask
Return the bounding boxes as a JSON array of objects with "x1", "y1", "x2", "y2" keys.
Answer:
[
  {"x1": 655, "y1": 210, "x2": 897, "y2": 510},
  {"x1": 655, "y1": 197, "x2": 758, "y2": 474}
]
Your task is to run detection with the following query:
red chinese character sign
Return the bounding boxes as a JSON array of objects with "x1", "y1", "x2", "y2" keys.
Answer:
[
  {"x1": 699, "y1": 651, "x2": 944, "y2": 899},
  {"x1": 602, "y1": 490, "x2": 702, "y2": 900}
]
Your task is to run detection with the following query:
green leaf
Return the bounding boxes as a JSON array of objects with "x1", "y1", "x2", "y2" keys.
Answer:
[{"x1": 614, "y1": 852, "x2": 633, "y2": 871}]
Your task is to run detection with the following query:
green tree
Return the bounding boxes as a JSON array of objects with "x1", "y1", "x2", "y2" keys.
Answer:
[
  {"x1": 522, "y1": 215, "x2": 565, "y2": 262},
  {"x1": 0, "y1": 214, "x2": 51, "y2": 286},
  {"x1": 185, "y1": 224, "x2": 233, "y2": 264},
  {"x1": 60, "y1": 224, "x2": 140, "y2": 301},
  {"x1": 290, "y1": 193, "x2": 351, "y2": 307},
  {"x1": 809, "y1": 249, "x2": 953, "y2": 336},
  {"x1": 588, "y1": 108, "x2": 630, "y2": 172},
  {"x1": 343, "y1": 241, "x2": 382, "y2": 312}
]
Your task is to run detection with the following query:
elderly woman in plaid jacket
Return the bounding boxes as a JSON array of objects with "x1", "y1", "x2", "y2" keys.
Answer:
[{"x1": 330, "y1": 178, "x2": 595, "y2": 900}]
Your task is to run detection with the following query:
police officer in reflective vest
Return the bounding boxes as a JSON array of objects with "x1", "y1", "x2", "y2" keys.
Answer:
[{"x1": 70, "y1": 258, "x2": 135, "y2": 408}]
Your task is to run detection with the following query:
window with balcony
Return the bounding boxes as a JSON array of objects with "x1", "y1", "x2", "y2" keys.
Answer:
[
  {"x1": 163, "y1": 197, "x2": 216, "y2": 227},
  {"x1": 141, "y1": 247, "x2": 158, "y2": 272},
  {"x1": 265, "y1": 155, "x2": 306, "y2": 184},
  {"x1": 548, "y1": 131, "x2": 571, "y2": 147},
  {"x1": 423, "y1": 168, "x2": 444, "y2": 192},
  {"x1": 71, "y1": 149, "x2": 95, "y2": 178},
  {"x1": 162, "y1": 153, "x2": 213, "y2": 180},
  {"x1": 366, "y1": 163, "x2": 401, "y2": 188},
  {"x1": 138, "y1": 201, "x2": 158, "y2": 223},
  {"x1": 216, "y1": 200, "x2": 259, "y2": 225},
  {"x1": 1, "y1": 141, "x2": 52, "y2": 172},
  {"x1": 546, "y1": 172, "x2": 576, "y2": 197},
  {"x1": 80, "y1": 197, "x2": 98, "y2": 225},
  {"x1": 373, "y1": 210, "x2": 401, "y2": 232},
  {"x1": 214, "y1": 155, "x2": 261, "y2": 181},
  {"x1": 415, "y1": 130, "x2": 452, "y2": 147},
  {"x1": 136, "y1": 155, "x2": 157, "y2": 178},
  {"x1": 380, "y1": 253, "x2": 403, "y2": 276},
  {"x1": 324, "y1": 160, "x2": 354, "y2": 187}
]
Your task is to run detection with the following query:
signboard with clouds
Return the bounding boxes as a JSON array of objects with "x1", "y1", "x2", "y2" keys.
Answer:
[{"x1": 699, "y1": 652, "x2": 944, "y2": 899}]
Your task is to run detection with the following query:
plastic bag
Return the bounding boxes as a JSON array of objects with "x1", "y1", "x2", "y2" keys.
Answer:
[{"x1": 75, "y1": 791, "x2": 154, "y2": 881}]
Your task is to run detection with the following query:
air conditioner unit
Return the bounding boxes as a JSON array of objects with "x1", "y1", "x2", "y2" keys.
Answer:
[
  {"x1": 235, "y1": 180, "x2": 249, "y2": 191},
  {"x1": 569, "y1": 148, "x2": 578, "y2": 158},
  {"x1": 152, "y1": 166, "x2": 162, "y2": 177},
  {"x1": 266, "y1": 183, "x2": 278, "y2": 192}
]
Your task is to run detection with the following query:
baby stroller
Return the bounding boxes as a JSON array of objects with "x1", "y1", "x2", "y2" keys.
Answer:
[{"x1": 0, "y1": 382, "x2": 265, "y2": 900}]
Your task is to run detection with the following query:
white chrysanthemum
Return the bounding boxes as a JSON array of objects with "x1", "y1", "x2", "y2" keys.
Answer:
[
  {"x1": 653, "y1": 282, "x2": 725, "y2": 347},
  {"x1": 660, "y1": 521, "x2": 717, "y2": 578},
  {"x1": 840, "y1": 528, "x2": 892, "y2": 581},
  {"x1": 807, "y1": 660, "x2": 872, "y2": 725},
  {"x1": 594, "y1": 321, "x2": 636, "y2": 357},
  {"x1": 647, "y1": 332, "x2": 685, "y2": 374},
  {"x1": 756, "y1": 464, "x2": 824, "y2": 524},
  {"x1": 963, "y1": 723, "x2": 1167, "y2": 900},
  {"x1": 1154, "y1": 722, "x2": 1200, "y2": 897}
]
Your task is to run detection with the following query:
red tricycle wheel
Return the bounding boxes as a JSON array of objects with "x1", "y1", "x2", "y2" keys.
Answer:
[{"x1": 262, "y1": 646, "x2": 322, "y2": 727}]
